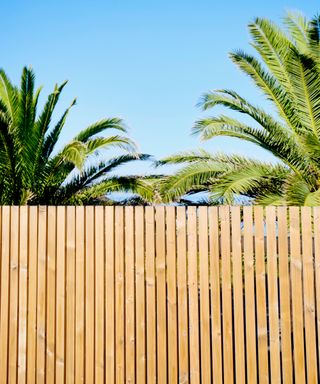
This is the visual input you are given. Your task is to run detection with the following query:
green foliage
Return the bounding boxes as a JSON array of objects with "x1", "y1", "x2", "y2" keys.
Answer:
[
  {"x1": 0, "y1": 67, "x2": 151, "y2": 205},
  {"x1": 160, "y1": 12, "x2": 320, "y2": 206}
]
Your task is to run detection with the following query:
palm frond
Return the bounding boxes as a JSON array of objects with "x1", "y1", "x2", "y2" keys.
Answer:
[
  {"x1": 284, "y1": 11, "x2": 309, "y2": 51},
  {"x1": 249, "y1": 17, "x2": 294, "y2": 92},
  {"x1": 42, "y1": 98, "x2": 77, "y2": 159},
  {"x1": 74, "y1": 118, "x2": 126, "y2": 142}
]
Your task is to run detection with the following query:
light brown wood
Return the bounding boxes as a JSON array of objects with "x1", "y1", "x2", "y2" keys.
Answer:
[
  {"x1": 208, "y1": 207, "x2": 222, "y2": 384},
  {"x1": 75, "y1": 206, "x2": 85, "y2": 384},
  {"x1": 277, "y1": 207, "x2": 293, "y2": 384},
  {"x1": 8, "y1": 207, "x2": 19, "y2": 384},
  {"x1": 27, "y1": 207, "x2": 38, "y2": 384},
  {"x1": 56, "y1": 206, "x2": 66, "y2": 383},
  {"x1": 176, "y1": 207, "x2": 189, "y2": 384},
  {"x1": 85, "y1": 206, "x2": 95, "y2": 383},
  {"x1": 155, "y1": 206, "x2": 167, "y2": 384},
  {"x1": 219, "y1": 206, "x2": 234, "y2": 384},
  {"x1": 301, "y1": 207, "x2": 318, "y2": 383},
  {"x1": 289, "y1": 207, "x2": 306, "y2": 384},
  {"x1": 18, "y1": 206, "x2": 28, "y2": 384},
  {"x1": 125, "y1": 206, "x2": 135, "y2": 384},
  {"x1": 243, "y1": 206, "x2": 257, "y2": 384},
  {"x1": 187, "y1": 206, "x2": 200, "y2": 384},
  {"x1": 66, "y1": 206, "x2": 76, "y2": 384},
  {"x1": 166, "y1": 206, "x2": 178, "y2": 384},
  {"x1": 231, "y1": 206, "x2": 245, "y2": 384},
  {"x1": 36, "y1": 206, "x2": 47, "y2": 384},
  {"x1": 314, "y1": 207, "x2": 320, "y2": 372},
  {"x1": 145, "y1": 207, "x2": 156, "y2": 384},
  {"x1": 46, "y1": 206, "x2": 56, "y2": 384},
  {"x1": 115, "y1": 206, "x2": 125, "y2": 384},
  {"x1": 0, "y1": 207, "x2": 9, "y2": 384},
  {"x1": 254, "y1": 206, "x2": 269, "y2": 384},
  {"x1": 105, "y1": 207, "x2": 115, "y2": 384},
  {"x1": 198, "y1": 207, "x2": 211, "y2": 384},
  {"x1": 135, "y1": 206, "x2": 146, "y2": 384},
  {"x1": 2, "y1": 205, "x2": 320, "y2": 383},
  {"x1": 95, "y1": 206, "x2": 105, "y2": 384},
  {"x1": 266, "y1": 206, "x2": 281, "y2": 383}
]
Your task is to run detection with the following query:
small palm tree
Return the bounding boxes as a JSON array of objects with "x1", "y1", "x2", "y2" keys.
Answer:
[
  {"x1": 160, "y1": 12, "x2": 320, "y2": 205},
  {"x1": 0, "y1": 67, "x2": 152, "y2": 205}
]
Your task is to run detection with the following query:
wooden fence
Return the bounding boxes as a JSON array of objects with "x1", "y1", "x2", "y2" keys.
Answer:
[{"x1": 0, "y1": 205, "x2": 319, "y2": 383}]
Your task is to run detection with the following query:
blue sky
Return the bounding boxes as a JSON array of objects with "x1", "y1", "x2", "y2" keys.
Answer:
[{"x1": 2, "y1": 0, "x2": 319, "y2": 174}]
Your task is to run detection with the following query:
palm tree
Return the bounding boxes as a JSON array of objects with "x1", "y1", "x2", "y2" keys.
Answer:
[
  {"x1": 0, "y1": 67, "x2": 152, "y2": 205},
  {"x1": 157, "y1": 150, "x2": 289, "y2": 204},
  {"x1": 160, "y1": 12, "x2": 320, "y2": 205}
]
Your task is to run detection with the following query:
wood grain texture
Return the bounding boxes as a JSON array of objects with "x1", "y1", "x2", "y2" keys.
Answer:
[
  {"x1": 209, "y1": 207, "x2": 223, "y2": 384},
  {"x1": 266, "y1": 206, "x2": 281, "y2": 384},
  {"x1": 145, "y1": 207, "x2": 156, "y2": 384},
  {"x1": 289, "y1": 207, "x2": 306, "y2": 384},
  {"x1": 198, "y1": 207, "x2": 211, "y2": 384},
  {"x1": 187, "y1": 207, "x2": 200, "y2": 384},
  {"x1": 219, "y1": 206, "x2": 234, "y2": 384},
  {"x1": 135, "y1": 206, "x2": 146, "y2": 384},
  {"x1": 125, "y1": 206, "x2": 135, "y2": 384},
  {"x1": 155, "y1": 206, "x2": 167, "y2": 384},
  {"x1": 0, "y1": 205, "x2": 317, "y2": 383},
  {"x1": 301, "y1": 207, "x2": 317, "y2": 384},
  {"x1": 105, "y1": 207, "x2": 115, "y2": 384},
  {"x1": 176, "y1": 207, "x2": 189, "y2": 384},
  {"x1": 231, "y1": 206, "x2": 245, "y2": 384},
  {"x1": 243, "y1": 206, "x2": 257, "y2": 384},
  {"x1": 46, "y1": 206, "x2": 56, "y2": 384},
  {"x1": 277, "y1": 207, "x2": 293, "y2": 384}
]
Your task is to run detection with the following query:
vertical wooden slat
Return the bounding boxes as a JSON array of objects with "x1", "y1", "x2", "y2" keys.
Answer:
[
  {"x1": 105, "y1": 207, "x2": 115, "y2": 384},
  {"x1": 266, "y1": 206, "x2": 281, "y2": 383},
  {"x1": 56, "y1": 206, "x2": 66, "y2": 382},
  {"x1": 115, "y1": 206, "x2": 125, "y2": 383},
  {"x1": 46, "y1": 206, "x2": 56, "y2": 384},
  {"x1": 254, "y1": 207, "x2": 269, "y2": 384},
  {"x1": 198, "y1": 207, "x2": 211, "y2": 384},
  {"x1": 125, "y1": 206, "x2": 135, "y2": 384},
  {"x1": 314, "y1": 207, "x2": 320, "y2": 372},
  {"x1": 17, "y1": 206, "x2": 28, "y2": 384},
  {"x1": 0, "y1": 207, "x2": 8, "y2": 376},
  {"x1": 231, "y1": 206, "x2": 245, "y2": 384},
  {"x1": 155, "y1": 206, "x2": 167, "y2": 383},
  {"x1": 209, "y1": 207, "x2": 223, "y2": 384},
  {"x1": 166, "y1": 207, "x2": 178, "y2": 384},
  {"x1": 277, "y1": 207, "x2": 293, "y2": 384},
  {"x1": 145, "y1": 207, "x2": 156, "y2": 384},
  {"x1": 37, "y1": 206, "x2": 47, "y2": 384},
  {"x1": 301, "y1": 207, "x2": 318, "y2": 383},
  {"x1": 66, "y1": 206, "x2": 76, "y2": 384},
  {"x1": 27, "y1": 207, "x2": 38, "y2": 384},
  {"x1": 243, "y1": 206, "x2": 257, "y2": 384},
  {"x1": 219, "y1": 206, "x2": 234, "y2": 384},
  {"x1": 0, "y1": 207, "x2": 1, "y2": 323},
  {"x1": 136, "y1": 206, "x2": 146, "y2": 383},
  {"x1": 289, "y1": 207, "x2": 306, "y2": 384},
  {"x1": 95, "y1": 206, "x2": 105, "y2": 384},
  {"x1": 8, "y1": 206, "x2": 19, "y2": 384},
  {"x1": 0, "y1": 207, "x2": 9, "y2": 384},
  {"x1": 75, "y1": 206, "x2": 85, "y2": 384},
  {"x1": 176, "y1": 207, "x2": 189, "y2": 384},
  {"x1": 85, "y1": 206, "x2": 95, "y2": 383},
  {"x1": 187, "y1": 206, "x2": 200, "y2": 384}
]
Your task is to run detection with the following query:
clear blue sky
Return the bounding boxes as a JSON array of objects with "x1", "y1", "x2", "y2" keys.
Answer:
[{"x1": 2, "y1": 0, "x2": 319, "y2": 174}]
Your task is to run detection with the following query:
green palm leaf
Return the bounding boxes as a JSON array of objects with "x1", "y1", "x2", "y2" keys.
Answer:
[{"x1": 0, "y1": 67, "x2": 149, "y2": 205}]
